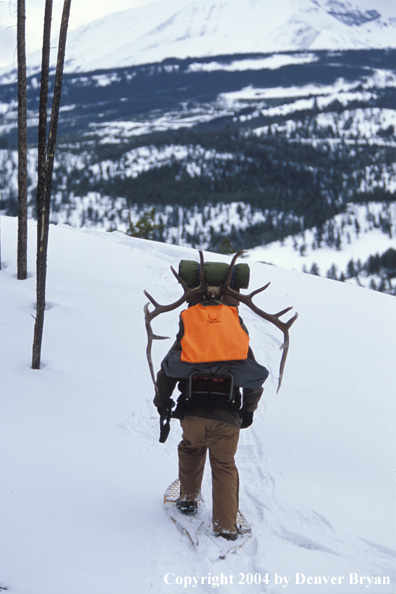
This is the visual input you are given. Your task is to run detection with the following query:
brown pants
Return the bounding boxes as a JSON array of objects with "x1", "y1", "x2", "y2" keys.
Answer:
[{"x1": 178, "y1": 416, "x2": 240, "y2": 534}]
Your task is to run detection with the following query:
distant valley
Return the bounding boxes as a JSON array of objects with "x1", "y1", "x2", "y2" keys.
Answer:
[{"x1": 0, "y1": 49, "x2": 395, "y2": 294}]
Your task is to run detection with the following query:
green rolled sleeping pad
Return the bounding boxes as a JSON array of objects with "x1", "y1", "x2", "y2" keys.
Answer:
[{"x1": 178, "y1": 259, "x2": 250, "y2": 289}]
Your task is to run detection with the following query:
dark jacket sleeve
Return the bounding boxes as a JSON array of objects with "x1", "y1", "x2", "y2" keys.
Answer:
[
  {"x1": 153, "y1": 335, "x2": 181, "y2": 410},
  {"x1": 153, "y1": 363, "x2": 178, "y2": 410},
  {"x1": 241, "y1": 346, "x2": 264, "y2": 412},
  {"x1": 241, "y1": 386, "x2": 263, "y2": 412}
]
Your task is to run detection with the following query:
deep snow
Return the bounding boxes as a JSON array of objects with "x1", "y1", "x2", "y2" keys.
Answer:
[{"x1": 0, "y1": 215, "x2": 395, "y2": 594}]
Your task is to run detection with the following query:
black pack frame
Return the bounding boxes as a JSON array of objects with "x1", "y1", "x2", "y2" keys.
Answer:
[{"x1": 187, "y1": 371, "x2": 237, "y2": 406}]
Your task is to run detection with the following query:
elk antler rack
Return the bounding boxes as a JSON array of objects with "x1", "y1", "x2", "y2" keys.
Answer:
[{"x1": 144, "y1": 250, "x2": 298, "y2": 392}]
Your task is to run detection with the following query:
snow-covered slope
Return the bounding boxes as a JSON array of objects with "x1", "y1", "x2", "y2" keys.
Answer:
[
  {"x1": 246, "y1": 202, "x2": 396, "y2": 290},
  {"x1": 23, "y1": 0, "x2": 396, "y2": 73},
  {"x1": 0, "y1": 216, "x2": 395, "y2": 594}
]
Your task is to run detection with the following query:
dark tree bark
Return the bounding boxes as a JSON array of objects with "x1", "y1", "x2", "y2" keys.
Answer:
[
  {"x1": 17, "y1": 0, "x2": 28, "y2": 280},
  {"x1": 32, "y1": 0, "x2": 72, "y2": 370}
]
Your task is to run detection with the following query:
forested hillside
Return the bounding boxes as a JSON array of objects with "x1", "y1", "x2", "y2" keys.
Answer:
[{"x1": 0, "y1": 49, "x2": 395, "y2": 292}]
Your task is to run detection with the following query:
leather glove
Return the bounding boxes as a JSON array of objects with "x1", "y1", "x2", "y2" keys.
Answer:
[
  {"x1": 240, "y1": 410, "x2": 254, "y2": 429},
  {"x1": 156, "y1": 398, "x2": 175, "y2": 417}
]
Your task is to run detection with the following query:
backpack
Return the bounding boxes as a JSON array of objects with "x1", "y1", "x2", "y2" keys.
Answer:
[
  {"x1": 180, "y1": 302, "x2": 249, "y2": 363},
  {"x1": 165, "y1": 259, "x2": 269, "y2": 390}
]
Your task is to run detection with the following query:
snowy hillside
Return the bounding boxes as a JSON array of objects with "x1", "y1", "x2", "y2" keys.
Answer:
[
  {"x1": 246, "y1": 202, "x2": 396, "y2": 292},
  {"x1": 17, "y1": 0, "x2": 396, "y2": 74},
  {"x1": 0, "y1": 216, "x2": 395, "y2": 594}
]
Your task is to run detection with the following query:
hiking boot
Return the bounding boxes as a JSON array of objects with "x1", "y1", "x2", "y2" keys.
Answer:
[
  {"x1": 176, "y1": 498, "x2": 198, "y2": 514},
  {"x1": 215, "y1": 531, "x2": 238, "y2": 541}
]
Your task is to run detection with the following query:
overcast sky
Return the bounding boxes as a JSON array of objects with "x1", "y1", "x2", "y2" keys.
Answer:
[
  {"x1": 0, "y1": 0, "x2": 147, "y2": 67},
  {"x1": 1, "y1": 0, "x2": 395, "y2": 68}
]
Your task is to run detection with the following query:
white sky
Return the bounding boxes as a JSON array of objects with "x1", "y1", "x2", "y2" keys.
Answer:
[
  {"x1": 0, "y1": 0, "x2": 149, "y2": 67},
  {"x1": 0, "y1": 0, "x2": 395, "y2": 68}
]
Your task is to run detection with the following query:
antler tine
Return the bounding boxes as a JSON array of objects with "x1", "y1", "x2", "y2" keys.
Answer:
[
  {"x1": 198, "y1": 249, "x2": 205, "y2": 284},
  {"x1": 144, "y1": 302, "x2": 167, "y2": 384},
  {"x1": 222, "y1": 250, "x2": 246, "y2": 290},
  {"x1": 170, "y1": 265, "x2": 189, "y2": 289},
  {"x1": 144, "y1": 286, "x2": 192, "y2": 385},
  {"x1": 221, "y1": 272, "x2": 298, "y2": 393},
  {"x1": 143, "y1": 289, "x2": 160, "y2": 308},
  {"x1": 277, "y1": 310, "x2": 298, "y2": 390},
  {"x1": 250, "y1": 281, "x2": 271, "y2": 298},
  {"x1": 275, "y1": 306, "x2": 294, "y2": 318},
  {"x1": 169, "y1": 249, "x2": 206, "y2": 293}
]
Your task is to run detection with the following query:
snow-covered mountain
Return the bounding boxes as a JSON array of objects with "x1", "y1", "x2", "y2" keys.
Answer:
[
  {"x1": 0, "y1": 216, "x2": 395, "y2": 593},
  {"x1": 23, "y1": 0, "x2": 396, "y2": 74}
]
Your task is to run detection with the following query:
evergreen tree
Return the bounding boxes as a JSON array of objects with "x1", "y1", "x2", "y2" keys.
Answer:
[
  {"x1": 369, "y1": 279, "x2": 377, "y2": 291},
  {"x1": 127, "y1": 207, "x2": 164, "y2": 239},
  {"x1": 326, "y1": 264, "x2": 338, "y2": 280},
  {"x1": 310, "y1": 262, "x2": 320, "y2": 276},
  {"x1": 346, "y1": 259, "x2": 356, "y2": 278},
  {"x1": 219, "y1": 237, "x2": 234, "y2": 255},
  {"x1": 381, "y1": 248, "x2": 396, "y2": 274}
]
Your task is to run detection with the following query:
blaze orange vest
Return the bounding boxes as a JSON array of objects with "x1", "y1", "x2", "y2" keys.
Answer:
[{"x1": 180, "y1": 303, "x2": 249, "y2": 363}]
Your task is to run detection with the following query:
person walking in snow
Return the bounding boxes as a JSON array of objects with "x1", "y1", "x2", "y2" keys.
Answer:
[
  {"x1": 154, "y1": 351, "x2": 264, "y2": 540},
  {"x1": 152, "y1": 259, "x2": 268, "y2": 541}
]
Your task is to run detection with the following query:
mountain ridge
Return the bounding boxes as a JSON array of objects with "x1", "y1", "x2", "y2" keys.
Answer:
[{"x1": 3, "y1": 0, "x2": 396, "y2": 76}]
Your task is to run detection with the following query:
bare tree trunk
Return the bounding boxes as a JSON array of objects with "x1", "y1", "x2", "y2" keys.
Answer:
[
  {"x1": 45, "y1": 0, "x2": 72, "y2": 192},
  {"x1": 17, "y1": 0, "x2": 28, "y2": 280},
  {"x1": 32, "y1": 0, "x2": 72, "y2": 370},
  {"x1": 31, "y1": 0, "x2": 52, "y2": 371}
]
